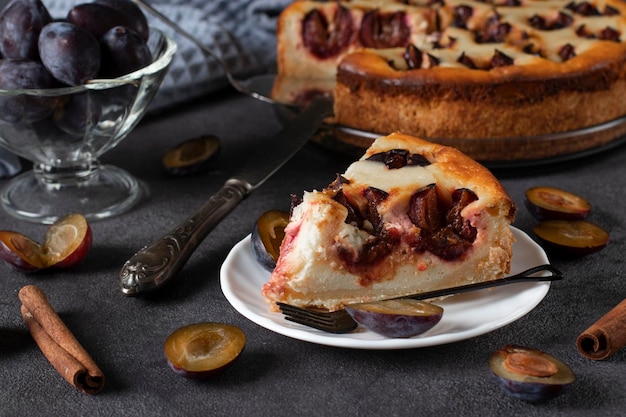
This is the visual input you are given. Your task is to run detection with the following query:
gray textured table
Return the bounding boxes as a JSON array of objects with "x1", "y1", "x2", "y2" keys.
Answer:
[{"x1": 1, "y1": 89, "x2": 625, "y2": 417}]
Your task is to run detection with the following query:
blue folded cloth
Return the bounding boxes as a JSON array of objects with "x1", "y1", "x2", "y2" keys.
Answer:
[{"x1": 0, "y1": 147, "x2": 21, "y2": 179}]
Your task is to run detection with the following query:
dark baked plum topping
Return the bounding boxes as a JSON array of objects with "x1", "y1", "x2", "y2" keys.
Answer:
[
  {"x1": 368, "y1": 149, "x2": 410, "y2": 169},
  {"x1": 403, "y1": 43, "x2": 423, "y2": 69},
  {"x1": 407, "y1": 153, "x2": 430, "y2": 166},
  {"x1": 364, "y1": 186, "x2": 389, "y2": 234},
  {"x1": 558, "y1": 43, "x2": 576, "y2": 61},
  {"x1": 567, "y1": 1, "x2": 601, "y2": 16},
  {"x1": 489, "y1": 49, "x2": 514, "y2": 68},
  {"x1": 528, "y1": 14, "x2": 548, "y2": 30},
  {"x1": 529, "y1": 11, "x2": 573, "y2": 31},
  {"x1": 481, "y1": 15, "x2": 511, "y2": 43},
  {"x1": 333, "y1": 189, "x2": 364, "y2": 228},
  {"x1": 302, "y1": 6, "x2": 353, "y2": 59},
  {"x1": 599, "y1": 27, "x2": 621, "y2": 41},
  {"x1": 453, "y1": 5, "x2": 473, "y2": 29},
  {"x1": 604, "y1": 5, "x2": 620, "y2": 16},
  {"x1": 367, "y1": 149, "x2": 430, "y2": 168},
  {"x1": 426, "y1": 53, "x2": 440, "y2": 67},
  {"x1": 447, "y1": 188, "x2": 478, "y2": 241},
  {"x1": 554, "y1": 11, "x2": 575, "y2": 28},
  {"x1": 359, "y1": 10, "x2": 410, "y2": 49},
  {"x1": 408, "y1": 184, "x2": 477, "y2": 260},
  {"x1": 408, "y1": 184, "x2": 441, "y2": 232},
  {"x1": 457, "y1": 52, "x2": 478, "y2": 69}
]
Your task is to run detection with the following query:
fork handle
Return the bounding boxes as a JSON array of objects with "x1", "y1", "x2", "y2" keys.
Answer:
[
  {"x1": 118, "y1": 179, "x2": 251, "y2": 296},
  {"x1": 402, "y1": 264, "x2": 562, "y2": 301}
]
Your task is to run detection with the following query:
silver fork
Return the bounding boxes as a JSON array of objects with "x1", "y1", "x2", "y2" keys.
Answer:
[{"x1": 277, "y1": 264, "x2": 563, "y2": 334}]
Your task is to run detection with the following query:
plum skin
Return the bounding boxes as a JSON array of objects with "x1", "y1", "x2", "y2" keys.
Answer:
[
  {"x1": 345, "y1": 299, "x2": 443, "y2": 338},
  {"x1": 489, "y1": 345, "x2": 575, "y2": 402},
  {"x1": 251, "y1": 210, "x2": 289, "y2": 272}
]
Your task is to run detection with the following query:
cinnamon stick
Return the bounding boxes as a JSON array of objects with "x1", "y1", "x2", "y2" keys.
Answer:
[
  {"x1": 18, "y1": 285, "x2": 105, "y2": 394},
  {"x1": 576, "y1": 298, "x2": 626, "y2": 361}
]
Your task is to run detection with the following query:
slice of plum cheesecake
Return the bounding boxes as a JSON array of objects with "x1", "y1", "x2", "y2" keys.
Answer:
[{"x1": 262, "y1": 133, "x2": 516, "y2": 311}]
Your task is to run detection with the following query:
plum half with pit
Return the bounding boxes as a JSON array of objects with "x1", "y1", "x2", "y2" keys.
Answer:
[
  {"x1": 533, "y1": 219, "x2": 609, "y2": 256},
  {"x1": 489, "y1": 345, "x2": 575, "y2": 402},
  {"x1": 345, "y1": 299, "x2": 443, "y2": 338},
  {"x1": 525, "y1": 186, "x2": 591, "y2": 221},
  {"x1": 251, "y1": 210, "x2": 289, "y2": 271},
  {"x1": 164, "y1": 322, "x2": 246, "y2": 379},
  {"x1": 0, "y1": 213, "x2": 92, "y2": 272}
]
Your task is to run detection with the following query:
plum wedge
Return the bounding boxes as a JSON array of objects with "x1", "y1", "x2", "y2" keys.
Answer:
[
  {"x1": 533, "y1": 220, "x2": 609, "y2": 256},
  {"x1": 525, "y1": 186, "x2": 591, "y2": 221}
]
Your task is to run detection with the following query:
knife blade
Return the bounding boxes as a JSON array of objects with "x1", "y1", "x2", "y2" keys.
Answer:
[{"x1": 119, "y1": 95, "x2": 333, "y2": 296}]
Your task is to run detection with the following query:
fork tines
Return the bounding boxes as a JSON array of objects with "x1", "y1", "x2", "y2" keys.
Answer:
[{"x1": 276, "y1": 303, "x2": 357, "y2": 334}]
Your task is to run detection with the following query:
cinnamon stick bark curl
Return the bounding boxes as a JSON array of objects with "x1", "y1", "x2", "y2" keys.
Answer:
[{"x1": 576, "y1": 298, "x2": 626, "y2": 361}]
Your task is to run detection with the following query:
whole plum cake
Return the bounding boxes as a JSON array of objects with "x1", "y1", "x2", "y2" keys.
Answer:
[
  {"x1": 275, "y1": 0, "x2": 626, "y2": 159},
  {"x1": 262, "y1": 133, "x2": 516, "y2": 311}
]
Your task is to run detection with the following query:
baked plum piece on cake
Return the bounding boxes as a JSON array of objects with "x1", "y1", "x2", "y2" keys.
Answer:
[{"x1": 262, "y1": 133, "x2": 516, "y2": 311}]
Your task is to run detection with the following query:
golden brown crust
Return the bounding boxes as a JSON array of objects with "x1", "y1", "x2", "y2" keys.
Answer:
[
  {"x1": 334, "y1": 46, "x2": 626, "y2": 139},
  {"x1": 276, "y1": 0, "x2": 626, "y2": 160}
]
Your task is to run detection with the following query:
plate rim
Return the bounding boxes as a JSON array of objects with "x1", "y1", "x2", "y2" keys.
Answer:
[{"x1": 220, "y1": 226, "x2": 551, "y2": 350}]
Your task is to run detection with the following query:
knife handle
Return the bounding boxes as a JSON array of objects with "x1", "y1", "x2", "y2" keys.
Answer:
[{"x1": 119, "y1": 179, "x2": 251, "y2": 296}]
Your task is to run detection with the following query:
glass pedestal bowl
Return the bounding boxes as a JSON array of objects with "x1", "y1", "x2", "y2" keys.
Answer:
[{"x1": 0, "y1": 28, "x2": 176, "y2": 224}]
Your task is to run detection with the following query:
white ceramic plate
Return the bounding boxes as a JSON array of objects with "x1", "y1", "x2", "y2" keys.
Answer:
[{"x1": 220, "y1": 227, "x2": 551, "y2": 350}]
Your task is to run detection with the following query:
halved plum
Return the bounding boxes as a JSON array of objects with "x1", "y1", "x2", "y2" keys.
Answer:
[
  {"x1": 533, "y1": 220, "x2": 609, "y2": 256},
  {"x1": 489, "y1": 345, "x2": 575, "y2": 402},
  {"x1": 0, "y1": 213, "x2": 92, "y2": 271},
  {"x1": 525, "y1": 186, "x2": 591, "y2": 221},
  {"x1": 162, "y1": 135, "x2": 221, "y2": 176},
  {"x1": 251, "y1": 210, "x2": 289, "y2": 271},
  {"x1": 164, "y1": 322, "x2": 246, "y2": 379},
  {"x1": 345, "y1": 299, "x2": 443, "y2": 338}
]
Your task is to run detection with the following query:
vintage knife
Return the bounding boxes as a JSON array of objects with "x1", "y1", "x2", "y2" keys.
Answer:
[{"x1": 119, "y1": 95, "x2": 333, "y2": 296}]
